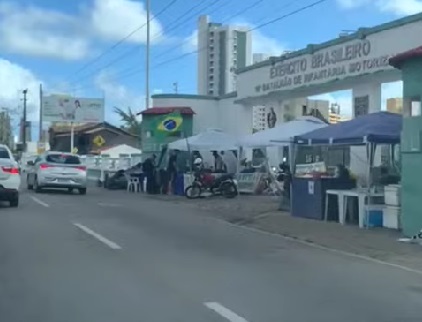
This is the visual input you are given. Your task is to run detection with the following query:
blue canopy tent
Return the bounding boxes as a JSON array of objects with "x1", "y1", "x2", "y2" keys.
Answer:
[
  {"x1": 294, "y1": 111, "x2": 402, "y2": 178},
  {"x1": 290, "y1": 112, "x2": 402, "y2": 226},
  {"x1": 295, "y1": 112, "x2": 402, "y2": 145}
]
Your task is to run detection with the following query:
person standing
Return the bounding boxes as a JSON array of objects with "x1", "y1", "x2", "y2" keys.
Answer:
[
  {"x1": 212, "y1": 151, "x2": 224, "y2": 173},
  {"x1": 167, "y1": 150, "x2": 178, "y2": 194},
  {"x1": 267, "y1": 107, "x2": 277, "y2": 128},
  {"x1": 143, "y1": 154, "x2": 156, "y2": 194}
]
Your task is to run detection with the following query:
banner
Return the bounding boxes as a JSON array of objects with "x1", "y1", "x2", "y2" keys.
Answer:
[{"x1": 42, "y1": 95, "x2": 104, "y2": 122}]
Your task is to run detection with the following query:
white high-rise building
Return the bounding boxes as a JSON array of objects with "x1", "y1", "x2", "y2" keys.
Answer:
[{"x1": 197, "y1": 15, "x2": 252, "y2": 96}]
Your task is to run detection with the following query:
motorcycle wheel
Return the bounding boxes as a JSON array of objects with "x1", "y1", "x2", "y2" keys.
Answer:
[
  {"x1": 185, "y1": 184, "x2": 202, "y2": 199},
  {"x1": 221, "y1": 181, "x2": 238, "y2": 198}
]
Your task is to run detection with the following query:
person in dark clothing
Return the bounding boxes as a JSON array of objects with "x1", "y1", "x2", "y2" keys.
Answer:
[
  {"x1": 168, "y1": 150, "x2": 178, "y2": 194},
  {"x1": 279, "y1": 163, "x2": 292, "y2": 211},
  {"x1": 143, "y1": 155, "x2": 156, "y2": 194}
]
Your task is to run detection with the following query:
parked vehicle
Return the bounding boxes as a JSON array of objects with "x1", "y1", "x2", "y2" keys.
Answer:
[
  {"x1": 26, "y1": 152, "x2": 87, "y2": 195},
  {"x1": 0, "y1": 144, "x2": 20, "y2": 207},
  {"x1": 185, "y1": 171, "x2": 238, "y2": 199}
]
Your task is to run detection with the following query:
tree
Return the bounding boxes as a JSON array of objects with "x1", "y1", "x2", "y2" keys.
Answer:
[{"x1": 113, "y1": 106, "x2": 141, "y2": 136}]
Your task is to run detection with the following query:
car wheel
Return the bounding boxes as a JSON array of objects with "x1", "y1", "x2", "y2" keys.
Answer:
[
  {"x1": 68, "y1": 188, "x2": 74, "y2": 194},
  {"x1": 78, "y1": 188, "x2": 87, "y2": 195},
  {"x1": 10, "y1": 196, "x2": 19, "y2": 207},
  {"x1": 27, "y1": 175, "x2": 33, "y2": 190},
  {"x1": 34, "y1": 177, "x2": 42, "y2": 193}
]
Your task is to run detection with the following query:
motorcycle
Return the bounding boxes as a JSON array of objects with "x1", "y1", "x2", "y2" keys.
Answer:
[{"x1": 185, "y1": 171, "x2": 238, "y2": 199}]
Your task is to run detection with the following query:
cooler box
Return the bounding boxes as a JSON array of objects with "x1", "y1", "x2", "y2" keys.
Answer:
[
  {"x1": 364, "y1": 205, "x2": 384, "y2": 228},
  {"x1": 174, "y1": 173, "x2": 186, "y2": 196}
]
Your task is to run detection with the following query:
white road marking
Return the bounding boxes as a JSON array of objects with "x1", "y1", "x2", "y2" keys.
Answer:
[
  {"x1": 213, "y1": 216, "x2": 422, "y2": 276},
  {"x1": 204, "y1": 302, "x2": 249, "y2": 322},
  {"x1": 73, "y1": 222, "x2": 122, "y2": 250},
  {"x1": 98, "y1": 202, "x2": 123, "y2": 208},
  {"x1": 30, "y1": 196, "x2": 50, "y2": 208}
]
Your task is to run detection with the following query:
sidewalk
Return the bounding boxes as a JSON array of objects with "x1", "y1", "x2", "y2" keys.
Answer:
[
  {"x1": 151, "y1": 194, "x2": 422, "y2": 271},
  {"x1": 249, "y1": 211, "x2": 422, "y2": 271}
]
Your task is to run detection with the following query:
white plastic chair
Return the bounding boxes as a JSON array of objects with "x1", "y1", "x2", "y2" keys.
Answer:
[{"x1": 125, "y1": 173, "x2": 141, "y2": 192}]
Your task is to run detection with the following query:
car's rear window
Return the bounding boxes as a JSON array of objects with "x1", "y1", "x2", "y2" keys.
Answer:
[
  {"x1": 0, "y1": 148, "x2": 10, "y2": 159},
  {"x1": 46, "y1": 154, "x2": 81, "y2": 165}
]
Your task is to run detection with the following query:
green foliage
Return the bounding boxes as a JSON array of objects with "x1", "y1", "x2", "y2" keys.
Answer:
[{"x1": 113, "y1": 106, "x2": 141, "y2": 136}]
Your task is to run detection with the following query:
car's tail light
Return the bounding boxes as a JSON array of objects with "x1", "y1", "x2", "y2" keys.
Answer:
[
  {"x1": 75, "y1": 166, "x2": 86, "y2": 171},
  {"x1": 2, "y1": 166, "x2": 19, "y2": 174},
  {"x1": 39, "y1": 163, "x2": 52, "y2": 170}
]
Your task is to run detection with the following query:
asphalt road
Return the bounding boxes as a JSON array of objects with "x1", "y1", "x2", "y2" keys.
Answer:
[{"x1": 0, "y1": 185, "x2": 421, "y2": 322}]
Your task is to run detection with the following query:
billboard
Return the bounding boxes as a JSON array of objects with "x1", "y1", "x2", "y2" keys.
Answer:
[{"x1": 42, "y1": 95, "x2": 104, "y2": 123}]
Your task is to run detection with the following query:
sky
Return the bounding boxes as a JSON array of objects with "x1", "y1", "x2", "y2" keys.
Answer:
[{"x1": 0, "y1": 0, "x2": 419, "y2": 135}]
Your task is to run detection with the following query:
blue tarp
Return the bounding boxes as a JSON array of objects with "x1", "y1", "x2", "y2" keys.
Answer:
[{"x1": 295, "y1": 112, "x2": 402, "y2": 145}]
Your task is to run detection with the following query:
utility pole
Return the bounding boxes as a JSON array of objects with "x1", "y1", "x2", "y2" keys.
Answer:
[
  {"x1": 173, "y1": 82, "x2": 178, "y2": 94},
  {"x1": 145, "y1": 0, "x2": 151, "y2": 109},
  {"x1": 22, "y1": 89, "x2": 28, "y2": 151},
  {"x1": 39, "y1": 84, "x2": 43, "y2": 141}
]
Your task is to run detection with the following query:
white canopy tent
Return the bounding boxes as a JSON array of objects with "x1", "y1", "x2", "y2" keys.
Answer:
[
  {"x1": 238, "y1": 116, "x2": 329, "y2": 168},
  {"x1": 239, "y1": 116, "x2": 328, "y2": 148},
  {"x1": 168, "y1": 128, "x2": 239, "y2": 151}
]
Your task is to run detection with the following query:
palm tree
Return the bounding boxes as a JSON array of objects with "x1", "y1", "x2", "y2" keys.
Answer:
[{"x1": 113, "y1": 106, "x2": 141, "y2": 136}]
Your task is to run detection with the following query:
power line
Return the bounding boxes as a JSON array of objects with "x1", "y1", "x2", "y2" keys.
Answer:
[
  {"x1": 249, "y1": 0, "x2": 327, "y2": 31},
  {"x1": 70, "y1": 0, "x2": 258, "y2": 87},
  {"x1": 68, "y1": 0, "x2": 179, "y2": 81},
  {"x1": 68, "y1": 0, "x2": 220, "y2": 86},
  {"x1": 72, "y1": 0, "x2": 328, "y2": 92},
  {"x1": 153, "y1": 0, "x2": 265, "y2": 61}
]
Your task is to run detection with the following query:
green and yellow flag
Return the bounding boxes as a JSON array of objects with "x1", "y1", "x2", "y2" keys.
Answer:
[{"x1": 156, "y1": 112, "x2": 183, "y2": 136}]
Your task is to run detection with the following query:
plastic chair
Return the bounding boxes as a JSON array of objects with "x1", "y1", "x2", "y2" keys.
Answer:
[{"x1": 125, "y1": 173, "x2": 141, "y2": 192}]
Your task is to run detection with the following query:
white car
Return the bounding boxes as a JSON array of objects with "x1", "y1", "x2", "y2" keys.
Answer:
[
  {"x1": 0, "y1": 144, "x2": 20, "y2": 207},
  {"x1": 26, "y1": 151, "x2": 87, "y2": 194}
]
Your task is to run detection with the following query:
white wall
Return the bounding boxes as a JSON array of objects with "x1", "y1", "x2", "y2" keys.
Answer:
[
  {"x1": 152, "y1": 97, "x2": 219, "y2": 135},
  {"x1": 217, "y1": 96, "x2": 252, "y2": 137},
  {"x1": 152, "y1": 96, "x2": 253, "y2": 139}
]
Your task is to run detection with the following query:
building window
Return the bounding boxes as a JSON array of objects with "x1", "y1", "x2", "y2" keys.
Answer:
[
  {"x1": 209, "y1": 67, "x2": 214, "y2": 73},
  {"x1": 210, "y1": 61, "x2": 214, "y2": 67},
  {"x1": 210, "y1": 31, "x2": 214, "y2": 37},
  {"x1": 209, "y1": 75, "x2": 214, "y2": 81},
  {"x1": 209, "y1": 90, "x2": 214, "y2": 95},
  {"x1": 210, "y1": 53, "x2": 214, "y2": 59}
]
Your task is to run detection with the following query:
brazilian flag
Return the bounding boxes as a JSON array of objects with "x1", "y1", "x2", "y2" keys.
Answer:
[{"x1": 156, "y1": 112, "x2": 183, "y2": 136}]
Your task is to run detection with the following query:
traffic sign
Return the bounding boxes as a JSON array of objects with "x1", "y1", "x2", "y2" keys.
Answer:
[{"x1": 93, "y1": 135, "x2": 105, "y2": 147}]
